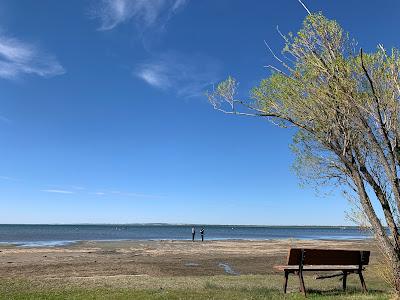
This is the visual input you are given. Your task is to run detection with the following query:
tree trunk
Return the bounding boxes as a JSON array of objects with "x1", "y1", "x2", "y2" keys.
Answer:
[
  {"x1": 392, "y1": 256, "x2": 400, "y2": 294},
  {"x1": 349, "y1": 165, "x2": 400, "y2": 294}
]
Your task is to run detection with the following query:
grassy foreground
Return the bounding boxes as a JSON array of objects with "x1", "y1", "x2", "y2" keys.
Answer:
[
  {"x1": 0, "y1": 273, "x2": 392, "y2": 300},
  {"x1": 0, "y1": 287, "x2": 389, "y2": 300}
]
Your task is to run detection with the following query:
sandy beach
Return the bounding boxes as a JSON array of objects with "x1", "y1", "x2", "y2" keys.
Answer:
[
  {"x1": 0, "y1": 239, "x2": 391, "y2": 299},
  {"x1": 0, "y1": 239, "x2": 378, "y2": 279}
]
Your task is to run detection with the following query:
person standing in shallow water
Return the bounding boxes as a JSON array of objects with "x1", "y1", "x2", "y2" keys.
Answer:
[
  {"x1": 191, "y1": 226, "x2": 195, "y2": 242},
  {"x1": 200, "y1": 227, "x2": 205, "y2": 242}
]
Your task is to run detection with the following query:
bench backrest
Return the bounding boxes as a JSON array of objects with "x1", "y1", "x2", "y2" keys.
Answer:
[{"x1": 287, "y1": 248, "x2": 370, "y2": 266}]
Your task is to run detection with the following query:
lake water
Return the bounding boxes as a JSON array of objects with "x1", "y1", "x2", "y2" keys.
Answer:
[{"x1": 0, "y1": 224, "x2": 372, "y2": 247}]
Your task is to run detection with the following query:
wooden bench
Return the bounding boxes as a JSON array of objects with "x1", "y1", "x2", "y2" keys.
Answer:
[{"x1": 274, "y1": 248, "x2": 370, "y2": 296}]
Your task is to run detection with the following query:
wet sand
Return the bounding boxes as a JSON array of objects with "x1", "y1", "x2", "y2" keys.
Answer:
[{"x1": 0, "y1": 239, "x2": 377, "y2": 279}]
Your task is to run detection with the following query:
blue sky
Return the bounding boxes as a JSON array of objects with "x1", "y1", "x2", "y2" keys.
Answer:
[{"x1": 0, "y1": 0, "x2": 399, "y2": 225}]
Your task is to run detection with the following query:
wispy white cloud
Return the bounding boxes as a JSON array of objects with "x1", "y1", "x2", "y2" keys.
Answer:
[
  {"x1": 135, "y1": 51, "x2": 221, "y2": 98},
  {"x1": 0, "y1": 34, "x2": 65, "y2": 79},
  {"x1": 41, "y1": 189, "x2": 74, "y2": 194},
  {"x1": 41, "y1": 185, "x2": 160, "y2": 199},
  {"x1": 93, "y1": 192, "x2": 106, "y2": 196},
  {"x1": 70, "y1": 185, "x2": 85, "y2": 190},
  {"x1": 90, "y1": 0, "x2": 188, "y2": 31},
  {"x1": 0, "y1": 175, "x2": 17, "y2": 181},
  {"x1": 91, "y1": 190, "x2": 161, "y2": 199}
]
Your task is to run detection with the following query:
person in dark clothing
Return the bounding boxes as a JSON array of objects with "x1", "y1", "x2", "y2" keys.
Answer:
[
  {"x1": 200, "y1": 227, "x2": 205, "y2": 242},
  {"x1": 191, "y1": 226, "x2": 195, "y2": 242}
]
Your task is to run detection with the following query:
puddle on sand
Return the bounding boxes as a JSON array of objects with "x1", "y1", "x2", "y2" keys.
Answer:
[
  {"x1": 185, "y1": 262, "x2": 200, "y2": 267},
  {"x1": 218, "y1": 262, "x2": 240, "y2": 275}
]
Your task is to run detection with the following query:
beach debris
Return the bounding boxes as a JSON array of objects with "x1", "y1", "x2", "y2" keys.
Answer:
[
  {"x1": 218, "y1": 262, "x2": 239, "y2": 275},
  {"x1": 184, "y1": 262, "x2": 200, "y2": 267}
]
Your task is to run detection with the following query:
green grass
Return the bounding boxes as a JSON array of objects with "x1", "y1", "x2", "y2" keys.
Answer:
[
  {"x1": 0, "y1": 288, "x2": 390, "y2": 300},
  {"x1": 0, "y1": 274, "x2": 392, "y2": 300}
]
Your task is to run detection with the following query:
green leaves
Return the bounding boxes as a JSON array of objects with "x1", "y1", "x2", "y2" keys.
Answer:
[{"x1": 208, "y1": 11, "x2": 400, "y2": 283}]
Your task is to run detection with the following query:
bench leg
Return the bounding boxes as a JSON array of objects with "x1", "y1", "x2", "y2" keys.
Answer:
[
  {"x1": 342, "y1": 271, "x2": 347, "y2": 291},
  {"x1": 358, "y1": 271, "x2": 367, "y2": 292},
  {"x1": 298, "y1": 271, "x2": 306, "y2": 297},
  {"x1": 283, "y1": 271, "x2": 289, "y2": 293}
]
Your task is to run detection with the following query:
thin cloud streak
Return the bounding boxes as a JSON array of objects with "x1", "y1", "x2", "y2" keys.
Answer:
[
  {"x1": 93, "y1": 192, "x2": 106, "y2": 196},
  {"x1": 0, "y1": 34, "x2": 65, "y2": 79},
  {"x1": 39, "y1": 185, "x2": 161, "y2": 199},
  {"x1": 92, "y1": 190, "x2": 162, "y2": 199},
  {"x1": 41, "y1": 189, "x2": 74, "y2": 194},
  {"x1": 91, "y1": 0, "x2": 188, "y2": 31},
  {"x1": 136, "y1": 51, "x2": 221, "y2": 98},
  {"x1": 70, "y1": 185, "x2": 85, "y2": 190},
  {"x1": 0, "y1": 176, "x2": 17, "y2": 181}
]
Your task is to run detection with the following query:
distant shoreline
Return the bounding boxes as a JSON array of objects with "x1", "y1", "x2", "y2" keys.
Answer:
[{"x1": 0, "y1": 223, "x2": 366, "y2": 228}]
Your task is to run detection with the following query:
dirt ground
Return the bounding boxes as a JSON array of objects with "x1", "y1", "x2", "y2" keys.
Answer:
[{"x1": 0, "y1": 239, "x2": 378, "y2": 279}]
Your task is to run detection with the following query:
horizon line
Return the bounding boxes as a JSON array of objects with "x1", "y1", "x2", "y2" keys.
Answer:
[{"x1": 0, "y1": 222, "x2": 363, "y2": 228}]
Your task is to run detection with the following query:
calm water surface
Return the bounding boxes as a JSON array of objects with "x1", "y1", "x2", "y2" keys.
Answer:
[{"x1": 0, "y1": 224, "x2": 372, "y2": 247}]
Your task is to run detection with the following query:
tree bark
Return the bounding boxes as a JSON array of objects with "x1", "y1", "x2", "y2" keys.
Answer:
[
  {"x1": 350, "y1": 163, "x2": 400, "y2": 294},
  {"x1": 391, "y1": 257, "x2": 400, "y2": 293}
]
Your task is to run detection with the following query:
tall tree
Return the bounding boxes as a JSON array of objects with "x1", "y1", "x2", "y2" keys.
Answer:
[{"x1": 207, "y1": 13, "x2": 400, "y2": 292}]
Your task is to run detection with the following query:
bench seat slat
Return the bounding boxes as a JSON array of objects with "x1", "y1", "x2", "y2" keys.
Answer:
[
  {"x1": 274, "y1": 265, "x2": 362, "y2": 271},
  {"x1": 287, "y1": 248, "x2": 370, "y2": 265}
]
